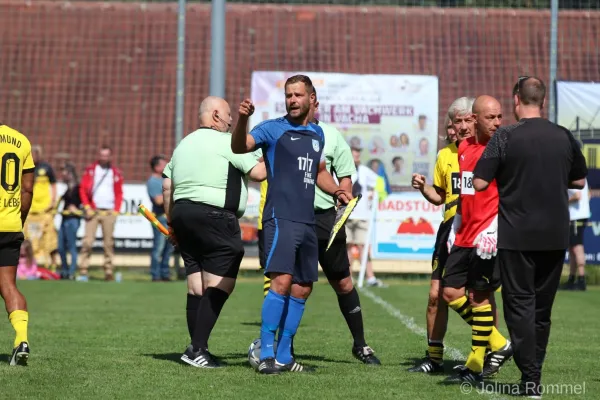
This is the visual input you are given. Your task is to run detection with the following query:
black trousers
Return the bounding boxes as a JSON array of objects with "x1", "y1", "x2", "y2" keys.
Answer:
[{"x1": 497, "y1": 249, "x2": 565, "y2": 386}]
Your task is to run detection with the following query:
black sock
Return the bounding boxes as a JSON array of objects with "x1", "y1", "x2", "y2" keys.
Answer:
[
  {"x1": 186, "y1": 294, "x2": 202, "y2": 340},
  {"x1": 568, "y1": 274, "x2": 576, "y2": 283},
  {"x1": 191, "y1": 287, "x2": 229, "y2": 351},
  {"x1": 337, "y1": 288, "x2": 366, "y2": 348}
]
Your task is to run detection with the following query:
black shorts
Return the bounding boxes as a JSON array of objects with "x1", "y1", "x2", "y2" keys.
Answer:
[
  {"x1": 569, "y1": 219, "x2": 587, "y2": 247},
  {"x1": 442, "y1": 245, "x2": 501, "y2": 292},
  {"x1": 170, "y1": 200, "x2": 244, "y2": 278},
  {"x1": 0, "y1": 232, "x2": 24, "y2": 267},
  {"x1": 316, "y1": 208, "x2": 351, "y2": 282},
  {"x1": 431, "y1": 217, "x2": 454, "y2": 281}
]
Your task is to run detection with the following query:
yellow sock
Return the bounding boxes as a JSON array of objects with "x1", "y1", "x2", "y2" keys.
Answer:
[
  {"x1": 488, "y1": 326, "x2": 508, "y2": 352},
  {"x1": 465, "y1": 304, "x2": 493, "y2": 373},
  {"x1": 9, "y1": 310, "x2": 29, "y2": 348},
  {"x1": 428, "y1": 341, "x2": 444, "y2": 364},
  {"x1": 263, "y1": 275, "x2": 271, "y2": 298},
  {"x1": 448, "y1": 296, "x2": 474, "y2": 326}
]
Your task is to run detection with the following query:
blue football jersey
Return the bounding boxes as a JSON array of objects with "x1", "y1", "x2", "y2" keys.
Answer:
[{"x1": 250, "y1": 116, "x2": 326, "y2": 224}]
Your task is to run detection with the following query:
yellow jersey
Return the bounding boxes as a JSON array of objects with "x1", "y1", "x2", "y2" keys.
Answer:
[
  {"x1": 433, "y1": 142, "x2": 460, "y2": 222},
  {"x1": 257, "y1": 180, "x2": 268, "y2": 230},
  {"x1": 30, "y1": 160, "x2": 57, "y2": 213},
  {"x1": 0, "y1": 125, "x2": 35, "y2": 232}
]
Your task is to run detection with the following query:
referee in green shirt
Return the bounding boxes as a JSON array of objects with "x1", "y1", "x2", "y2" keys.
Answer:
[
  {"x1": 307, "y1": 90, "x2": 381, "y2": 365},
  {"x1": 162, "y1": 96, "x2": 266, "y2": 369}
]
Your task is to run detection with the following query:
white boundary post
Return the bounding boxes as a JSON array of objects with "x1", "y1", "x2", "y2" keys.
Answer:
[{"x1": 357, "y1": 191, "x2": 379, "y2": 288}]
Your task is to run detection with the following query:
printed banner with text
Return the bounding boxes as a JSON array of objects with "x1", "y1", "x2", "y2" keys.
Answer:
[
  {"x1": 371, "y1": 192, "x2": 444, "y2": 261},
  {"x1": 556, "y1": 81, "x2": 600, "y2": 188},
  {"x1": 250, "y1": 72, "x2": 439, "y2": 190}
]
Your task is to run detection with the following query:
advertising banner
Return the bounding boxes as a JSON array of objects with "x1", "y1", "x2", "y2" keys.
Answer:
[
  {"x1": 371, "y1": 192, "x2": 443, "y2": 261},
  {"x1": 556, "y1": 81, "x2": 600, "y2": 188},
  {"x1": 250, "y1": 71, "x2": 439, "y2": 191}
]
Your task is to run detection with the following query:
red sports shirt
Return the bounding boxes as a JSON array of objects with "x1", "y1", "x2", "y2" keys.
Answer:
[{"x1": 454, "y1": 136, "x2": 499, "y2": 248}]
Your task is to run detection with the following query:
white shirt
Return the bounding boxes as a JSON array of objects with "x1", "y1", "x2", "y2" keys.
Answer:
[
  {"x1": 568, "y1": 179, "x2": 591, "y2": 221},
  {"x1": 349, "y1": 164, "x2": 380, "y2": 220},
  {"x1": 92, "y1": 165, "x2": 115, "y2": 209}
]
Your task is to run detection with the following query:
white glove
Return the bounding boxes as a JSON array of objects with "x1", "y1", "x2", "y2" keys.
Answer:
[
  {"x1": 446, "y1": 214, "x2": 461, "y2": 253},
  {"x1": 473, "y1": 215, "x2": 498, "y2": 260}
]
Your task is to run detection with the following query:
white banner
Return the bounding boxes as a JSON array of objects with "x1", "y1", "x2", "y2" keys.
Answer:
[
  {"x1": 250, "y1": 72, "x2": 439, "y2": 190},
  {"x1": 556, "y1": 81, "x2": 600, "y2": 132},
  {"x1": 371, "y1": 192, "x2": 444, "y2": 261},
  {"x1": 52, "y1": 183, "x2": 262, "y2": 251}
]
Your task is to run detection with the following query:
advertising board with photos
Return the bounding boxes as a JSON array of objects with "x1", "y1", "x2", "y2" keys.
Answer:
[{"x1": 249, "y1": 71, "x2": 440, "y2": 191}]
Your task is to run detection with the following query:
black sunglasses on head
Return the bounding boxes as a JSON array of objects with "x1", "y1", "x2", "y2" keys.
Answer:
[{"x1": 513, "y1": 75, "x2": 530, "y2": 95}]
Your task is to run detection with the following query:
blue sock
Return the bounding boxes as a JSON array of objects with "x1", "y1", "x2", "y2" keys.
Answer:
[
  {"x1": 260, "y1": 290, "x2": 287, "y2": 361},
  {"x1": 275, "y1": 296, "x2": 306, "y2": 365}
]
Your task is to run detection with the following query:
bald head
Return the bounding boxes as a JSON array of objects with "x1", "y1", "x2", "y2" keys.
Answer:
[
  {"x1": 199, "y1": 96, "x2": 232, "y2": 132},
  {"x1": 473, "y1": 95, "x2": 502, "y2": 143}
]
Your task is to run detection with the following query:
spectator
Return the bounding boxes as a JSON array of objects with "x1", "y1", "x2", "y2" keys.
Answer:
[
  {"x1": 58, "y1": 163, "x2": 82, "y2": 280},
  {"x1": 17, "y1": 240, "x2": 39, "y2": 281},
  {"x1": 563, "y1": 178, "x2": 591, "y2": 291},
  {"x1": 77, "y1": 145, "x2": 124, "y2": 282},
  {"x1": 147, "y1": 155, "x2": 174, "y2": 282},
  {"x1": 23, "y1": 145, "x2": 59, "y2": 270}
]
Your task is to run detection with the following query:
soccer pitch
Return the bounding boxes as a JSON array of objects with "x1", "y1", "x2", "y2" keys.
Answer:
[{"x1": 1, "y1": 277, "x2": 598, "y2": 399}]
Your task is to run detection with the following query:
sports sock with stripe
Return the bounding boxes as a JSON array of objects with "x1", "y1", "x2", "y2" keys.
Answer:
[
  {"x1": 9, "y1": 310, "x2": 28, "y2": 348},
  {"x1": 260, "y1": 290, "x2": 287, "y2": 360},
  {"x1": 191, "y1": 287, "x2": 228, "y2": 351},
  {"x1": 337, "y1": 288, "x2": 366, "y2": 348},
  {"x1": 465, "y1": 304, "x2": 494, "y2": 373},
  {"x1": 186, "y1": 294, "x2": 201, "y2": 339},
  {"x1": 448, "y1": 295, "x2": 474, "y2": 326},
  {"x1": 275, "y1": 296, "x2": 306, "y2": 365},
  {"x1": 263, "y1": 275, "x2": 271, "y2": 298},
  {"x1": 488, "y1": 326, "x2": 508, "y2": 352},
  {"x1": 428, "y1": 340, "x2": 444, "y2": 364}
]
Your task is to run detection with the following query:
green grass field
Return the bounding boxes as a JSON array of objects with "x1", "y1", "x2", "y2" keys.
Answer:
[{"x1": 1, "y1": 275, "x2": 598, "y2": 399}]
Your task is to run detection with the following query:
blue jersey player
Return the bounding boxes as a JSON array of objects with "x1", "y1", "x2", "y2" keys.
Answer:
[{"x1": 232, "y1": 75, "x2": 353, "y2": 374}]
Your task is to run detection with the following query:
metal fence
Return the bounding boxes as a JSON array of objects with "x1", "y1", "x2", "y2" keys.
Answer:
[{"x1": 0, "y1": 0, "x2": 598, "y2": 181}]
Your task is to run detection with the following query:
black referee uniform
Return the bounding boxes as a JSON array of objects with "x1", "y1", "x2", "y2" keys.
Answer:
[
  {"x1": 164, "y1": 125, "x2": 264, "y2": 368},
  {"x1": 473, "y1": 77, "x2": 588, "y2": 396}
]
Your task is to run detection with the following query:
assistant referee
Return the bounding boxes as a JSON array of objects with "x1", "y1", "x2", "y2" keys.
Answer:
[
  {"x1": 473, "y1": 76, "x2": 588, "y2": 397},
  {"x1": 163, "y1": 96, "x2": 267, "y2": 369}
]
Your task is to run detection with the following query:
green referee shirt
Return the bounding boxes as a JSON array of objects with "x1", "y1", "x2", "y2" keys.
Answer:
[
  {"x1": 313, "y1": 121, "x2": 356, "y2": 210},
  {"x1": 162, "y1": 128, "x2": 258, "y2": 218}
]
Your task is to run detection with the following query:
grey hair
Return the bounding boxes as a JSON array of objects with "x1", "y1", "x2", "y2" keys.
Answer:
[{"x1": 447, "y1": 97, "x2": 475, "y2": 122}]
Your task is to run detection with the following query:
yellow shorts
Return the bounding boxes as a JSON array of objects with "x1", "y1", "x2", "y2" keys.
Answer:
[{"x1": 23, "y1": 213, "x2": 58, "y2": 264}]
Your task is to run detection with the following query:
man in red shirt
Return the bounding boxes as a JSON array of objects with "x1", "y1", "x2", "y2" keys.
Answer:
[
  {"x1": 442, "y1": 96, "x2": 513, "y2": 383},
  {"x1": 77, "y1": 145, "x2": 124, "y2": 281}
]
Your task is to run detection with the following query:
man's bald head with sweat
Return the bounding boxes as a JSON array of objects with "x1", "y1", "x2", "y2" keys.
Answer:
[
  {"x1": 472, "y1": 95, "x2": 503, "y2": 145},
  {"x1": 199, "y1": 96, "x2": 232, "y2": 133}
]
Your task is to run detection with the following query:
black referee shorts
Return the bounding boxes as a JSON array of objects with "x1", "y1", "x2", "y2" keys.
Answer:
[
  {"x1": 171, "y1": 200, "x2": 244, "y2": 278},
  {"x1": 442, "y1": 245, "x2": 501, "y2": 292},
  {"x1": 0, "y1": 232, "x2": 24, "y2": 267},
  {"x1": 569, "y1": 219, "x2": 587, "y2": 247},
  {"x1": 315, "y1": 207, "x2": 351, "y2": 281},
  {"x1": 431, "y1": 217, "x2": 454, "y2": 281}
]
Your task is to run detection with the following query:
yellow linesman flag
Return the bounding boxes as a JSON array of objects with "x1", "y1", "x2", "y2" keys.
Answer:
[{"x1": 326, "y1": 193, "x2": 362, "y2": 251}]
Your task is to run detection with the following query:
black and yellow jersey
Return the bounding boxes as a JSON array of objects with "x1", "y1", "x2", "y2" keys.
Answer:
[
  {"x1": 30, "y1": 161, "x2": 57, "y2": 213},
  {"x1": 433, "y1": 142, "x2": 460, "y2": 222},
  {"x1": 257, "y1": 180, "x2": 267, "y2": 230},
  {"x1": 0, "y1": 125, "x2": 35, "y2": 232}
]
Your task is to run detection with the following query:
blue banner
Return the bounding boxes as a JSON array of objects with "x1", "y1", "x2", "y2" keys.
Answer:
[{"x1": 565, "y1": 197, "x2": 600, "y2": 265}]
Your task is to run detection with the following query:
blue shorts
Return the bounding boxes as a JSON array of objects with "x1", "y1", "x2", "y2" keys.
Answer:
[{"x1": 262, "y1": 218, "x2": 319, "y2": 284}]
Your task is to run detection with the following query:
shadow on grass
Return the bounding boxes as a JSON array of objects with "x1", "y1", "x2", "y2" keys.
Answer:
[
  {"x1": 240, "y1": 321, "x2": 261, "y2": 327},
  {"x1": 0, "y1": 354, "x2": 9, "y2": 363}
]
